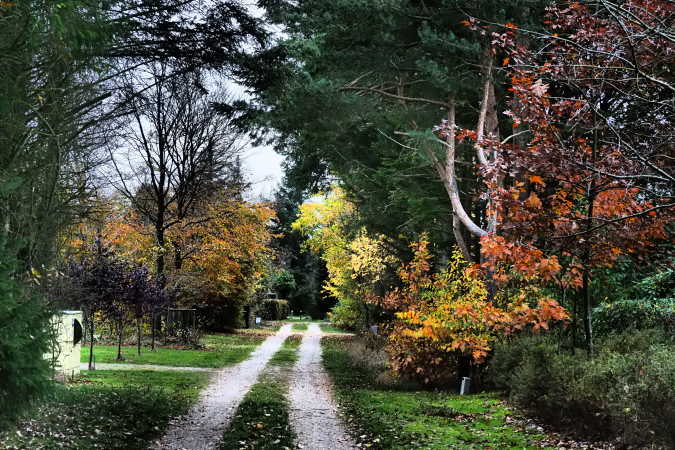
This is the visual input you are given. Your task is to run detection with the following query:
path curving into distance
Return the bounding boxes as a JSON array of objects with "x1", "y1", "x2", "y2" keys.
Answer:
[
  {"x1": 151, "y1": 324, "x2": 292, "y2": 450},
  {"x1": 289, "y1": 323, "x2": 357, "y2": 450}
]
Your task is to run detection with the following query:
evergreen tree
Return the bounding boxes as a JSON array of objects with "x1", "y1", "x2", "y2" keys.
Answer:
[
  {"x1": 271, "y1": 182, "x2": 330, "y2": 317},
  {"x1": 259, "y1": 0, "x2": 549, "y2": 258},
  {"x1": 0, "y1": 240, "x2": 52, "y2": 428}
]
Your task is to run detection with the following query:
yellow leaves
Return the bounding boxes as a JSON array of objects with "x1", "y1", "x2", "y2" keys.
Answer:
[
  {"x1": 525, "y1": 192, "x2": 542, "y2": 209},
  {"x1": 293, "y1": 186, "x2": 398, "y2": 307},
  {"x1": 387, "y1": 238, "x2": 569, "y2": 370}
]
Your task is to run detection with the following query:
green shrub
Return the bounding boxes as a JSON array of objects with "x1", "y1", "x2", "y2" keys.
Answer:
[
  {"x1": 593, "y1": 298, "x2": 675, "y2": 337},
  {"x1": 489, "y1": 330, "x2": 675, "y2": 448},
  {"x1": 329, "y1": 296, "x2": 365, "y2": 331},
  {"x1": 0, "y1": 244, "x2": 53, "y2": 429},
  {"x1": 631, "y1": 267, "x2": 674, "y2": 300},
  {"x1": 259, "y1": 298, "x2": 290, "y2": 320},
  {"x1": 197, "y1": 301, "x2": 244, "y2": 331}
]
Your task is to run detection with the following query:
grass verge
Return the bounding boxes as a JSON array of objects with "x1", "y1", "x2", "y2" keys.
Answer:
[
  {"x1": 291, "y1": 323, "x2": 308, "y2": 332},
  {"x1": 0, "y1": 370, "x2": 210, "y2": 450},
  {"x1": 82, "y1": 334, "x2": 263, "y2": 368},
  {"x1": 269, "y1": 334, "x2": 302, "y2": 366},
  {"x1": 285, "y1": 316, "x2": 326, "y2": 323},
  {"x1": 319, "y1": 323, "x2": 350, "y2": 334},
  {"x1": 218, "y1": 336, "x2": 299, "y2": 449},
  {"x1": 322, "y1": 338, "x2": 549, "y2": 449}
]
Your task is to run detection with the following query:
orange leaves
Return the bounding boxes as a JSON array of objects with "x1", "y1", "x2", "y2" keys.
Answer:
[
  {"x1": 536, "y1": 257, "x2": 562, "y2": 282},
  {"x1": 456, "y1": 129, "x2": 478, "y2": 142},
  {"x1": 528, "y1": 175, "x2": 545, "y2": 186},
  {"x1": 480, "y1": 234, "x2": 564, "y2": 285},
  {"x1": 186, "y1": 201, "x2": 275, "y2": 295},
  {"x1": 384, "y1": 240, "x2": 568, "y2": 377}
]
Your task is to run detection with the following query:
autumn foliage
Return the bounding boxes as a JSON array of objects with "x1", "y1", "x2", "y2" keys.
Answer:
[
  {"x1": 434, "y1": 1, "x2": 675, "y2": 353},
  {"x1": 478, "y1": 0, "x2": 673, "y2": 285},
  {"x1": 379, "y1": 238, "x2": 568, "y2": 385},
  {"x1": 66, "y1": 192, "x2": 275, "y2": 328}
]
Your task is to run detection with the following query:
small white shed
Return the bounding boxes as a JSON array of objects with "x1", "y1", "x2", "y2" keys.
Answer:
[{"x1": 47, "y1": 310, "x2": 83, "y2": 379}]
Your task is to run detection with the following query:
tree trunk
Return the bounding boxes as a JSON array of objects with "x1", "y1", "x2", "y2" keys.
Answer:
[
  {"x1": 582, "y1": 122, "x2": 599, "y2": 356},
  {"x1": 88, "y1": 310, "x2": 95, "y2": 370},
  {"x1": 173, "y1": 243, "x2": 183, "y2": 270},
  {"x1": 581, "y1": 268, "x2": 593, "y2": 355},
  {"x1": 441, "y1": 101, "x2": 487, "y2": 238},
  {"x1": 151, "y1": 309, "x2": 157, "y2": 351},
  {"x1": 156, "y1": 228, "x2": 165, "y2": 282},
  {"x1": 452, "y1": 213, "x2": 473, "y2": 262},
  {"x1": 137, "y1": 318, "x2": 142, "y2": 356},
  {"x1": 116, "y1": 321, "x2": 124, "y2": 361}
]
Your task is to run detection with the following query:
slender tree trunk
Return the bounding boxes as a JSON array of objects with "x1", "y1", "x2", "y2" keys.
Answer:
[
  {"x1": 152, "y1": 218, "x2": 166, "y2": 353},
  {"x1": 582, "y1": 122, "x2": 599, "y2": 356},
  {"x1": 151, "y1": 309, "x2": 157, "y2": 351},
  {"x1": 452, "y1": 213, "x2": 473, "y2": 262},
  {"x1": 155, "y1": 225, "x2": 165, "y2": 282},
  {"x1": 137, "y1": 318, "x2": 142, "y2": 356},
  {"x1": 581, "y1": 267, "x2": 593, "y2": 355},
  {"x1": 116, "y1": 320, "x2": 124, "y2": 361},
  {"x1": 88, "y1": 310, "x2": 95, "y2": 370}
]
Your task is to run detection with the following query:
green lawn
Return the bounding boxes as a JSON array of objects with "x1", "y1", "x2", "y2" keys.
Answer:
[
  {"x1": 319, "y1": 323, "x2": 350, "y2": 334},
  {"x1": 291, "y1": 323, "x2": 308, "y2": 332},
  {"x1": 82, "y1": 334, "x2": 264, "y2": 368},
  {"x1": 322, "y1": 338, "x2": 550, "y2": 449},
  {"x1": 0, "y1": 370, "x2": 210, "y2": 450},
  {"x1": 285, "y1": 315, "x2": 326, "y2": 323},
  {"x1": 219, "y1": 336, "x2": 300, "y2": 449},
  {"x1": 269, "y1": 335, "x2": 302, "y2": 366},
  {"x1": 81, "y1": 369, "x2": 210, "y2": 399}
]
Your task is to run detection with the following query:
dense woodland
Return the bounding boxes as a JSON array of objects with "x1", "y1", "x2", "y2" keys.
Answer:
[{"x1": 1, "y1": 0, "x2": 673, "y2": 448}]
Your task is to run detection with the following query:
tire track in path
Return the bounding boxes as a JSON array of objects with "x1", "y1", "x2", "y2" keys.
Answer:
[
  {"x1": 152, "y1": 324, "x2": 292, "y2": 450},
  {"x1": 289, "y1": 323, "x2": 357, "y2": 450}
]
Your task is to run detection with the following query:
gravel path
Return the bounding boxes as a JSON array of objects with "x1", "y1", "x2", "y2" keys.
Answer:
[
  {"x1": 80, "y1": 363, "x2": 217, "y2": 372},
  {"x1": 151, "y1": 324, "x2": 292, "y2": 450},
  {"x1": 289, "y1": 323, "x2": 357, "y2": 450}
]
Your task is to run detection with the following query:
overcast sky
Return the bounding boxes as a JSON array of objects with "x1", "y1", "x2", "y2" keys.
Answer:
[{"x1": 241, "y1": 142, "x2": 284, "y2": 201}]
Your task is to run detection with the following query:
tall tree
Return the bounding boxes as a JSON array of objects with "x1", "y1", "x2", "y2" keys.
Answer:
[
  {"x1": 469, "y1": 0, "x2": 674, "y2": 352},
  {"x1": 109, "y1": 64, "x2": 245, "y2": 281},
  {"x1": 0, "y1": 0, "x2": 112, "y2": 422},
  {"x1": 259, "y1": 0, "x2": 549, "y2": 260}
]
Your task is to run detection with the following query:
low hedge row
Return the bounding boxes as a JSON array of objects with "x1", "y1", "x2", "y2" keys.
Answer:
[
  {"x1": 259, "y1": 298, "x2": 290, "y2": 321},
  {"x1": 488, "y1": 329, "x2": 675, "y2": 448},
  {"x1": 593, "y1": 297, "x2": 675, "y2": 337}
]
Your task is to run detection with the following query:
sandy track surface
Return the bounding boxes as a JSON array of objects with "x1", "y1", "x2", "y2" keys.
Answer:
[
  {"x1": 151, "y1": 324, "x2": 292, "y2": 450},
  {"x1": 289, "y1": 323, "x2": 357, "y2": 450}
]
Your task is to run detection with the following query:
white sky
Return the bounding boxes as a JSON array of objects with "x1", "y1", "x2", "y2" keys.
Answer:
[
  {"x1": 241, "y1": 142, "x2": 284, "y2": 201},
  {"x1": 222, "y1": 75, "x2": 285, "y2": 202}
]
